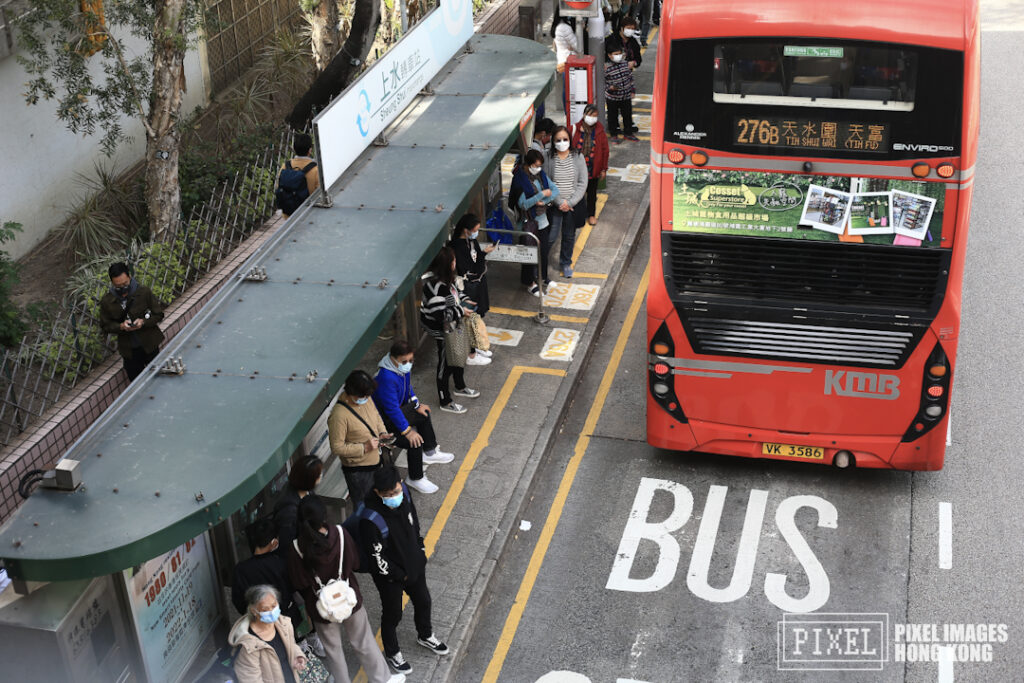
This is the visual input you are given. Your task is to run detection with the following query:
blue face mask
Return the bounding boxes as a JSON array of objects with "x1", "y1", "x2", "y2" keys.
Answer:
[
  {"x1": 469, "y1": 230, "x2": 479, "y2": 240},
  {"x1": 258, "y1": 605, "x2": 281, "y2": 623},
  {"x1": 398, "y1": 361, "x2": 413, "y2": 374},
  {"x1": 382, "y1": 490, "x2": 404, "y2": 509},
  {"x1": 355, "y1": 396, "x2": 369, "y2": 405}
]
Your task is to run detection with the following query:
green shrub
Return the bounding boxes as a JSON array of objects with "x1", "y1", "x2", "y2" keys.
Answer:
[{"x1": 0, "y1": 222, "x2": 27, "y2": 348}]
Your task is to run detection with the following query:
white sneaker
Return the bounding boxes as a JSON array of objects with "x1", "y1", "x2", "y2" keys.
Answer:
[
  {"x1": 406, "y1": 476, "x2": 439, "y2": 494},
  {"x1": 453, "y1": 387, "x2": 480, "y2": 398},
  {"x1": 423, "y1": 449, "x2": 455, "y2": 464},
  {"x1": 545, "y1": 280, "x2": 558, "y2": 293},
  {"x1": 440, "y1": 402, "x2": 467, "y2": 414},
  {"x1": 466, "y1": 354, "x2": 491, "y2": 366},
  {"x1": 476, "y1": 348, "x2": 493, "y2": 358}
]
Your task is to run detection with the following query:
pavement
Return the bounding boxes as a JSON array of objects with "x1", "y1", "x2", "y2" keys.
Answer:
[{"x1": 332, "y1": 28, "x2": 660, "y2": 683}]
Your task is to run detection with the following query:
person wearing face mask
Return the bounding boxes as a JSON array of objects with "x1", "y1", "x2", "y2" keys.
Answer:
[
  {"x1": 572, "y1": 104, "x2": 611, "y2": 226},
  {"x1": 329, "y1": 370, "x2": 396, "y2": 508},
  {"x1": 509, "y1": 148, "x2": 560, "y2": 295},
  {"x1": 450, "y1": 213, "x2": 495, "y2": 357},
  {"x1": 287, "y1": 496, "x2": 404, "y2": 683},
  {"x1": 99, "y1": 262, "x2": 165, "y2": 380},
  {"x1": 231, "y1": 519, "x2": 298, "y2": 625},
  {"x1": 373, "y1": 341, "x2": 456, "y2": 496},
  {"x1": 544, "y1": 125, "x2": 590, "y2": 278},
  {"x1": 607, "y1": 16, "x2": 643, "y2": 72},
  {"x1": 229, "y1": 584, "x2": 307, "y2": 683},
  {"x1": 272, "y1": 455, "x2": 324, "y2": 553},
  {"x1": 361, "y1": 466, "x2": 449, "y2": 676},
  {"x1": 605, "y1": 43, "x2": 638, "y2": 140}
]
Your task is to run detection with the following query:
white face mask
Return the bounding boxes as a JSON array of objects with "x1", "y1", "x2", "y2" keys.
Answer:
[
  {"x1": 623, "y1": 28, "x2": 635, "y2": 38},
  {"x1": 610, "y1": 54, "x2": 624, "y2": 63},
  {"x1": 584, "y1": 115, "x2": 598, "y2": 126},
  {"x1": 554, "y1": 140, "x2": 570, "y2": 152},
  {"x1": 529, "y1": 166, "x2": 542, "y2": 176}
]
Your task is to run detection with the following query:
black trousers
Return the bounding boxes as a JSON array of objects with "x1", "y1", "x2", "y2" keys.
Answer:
[
  {"x1": 342, "y1": 466, "x2": 378, "y2": 509},
  {"x1": 123, "y1": 347, "x2": 159, "y2": 381},
  {"x1": 434, "y1": 337, "x2": 466, "y2": 407},
  {"x1": 607, "y1": 98, "x2": 634, "y2": 135},
  {"x1": 373, "y1": 573, "x2": 433, "y2": 657},
  {"x1": 585, "y1": 176, "x2": 600, "y2": 219},
  {"x1": 383, "y1": 404, "x2": 437, "y2": 480}
]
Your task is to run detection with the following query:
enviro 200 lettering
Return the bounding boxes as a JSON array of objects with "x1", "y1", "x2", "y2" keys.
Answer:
[{"x1": 606, "y1": 478, "x2": 837, "y2": 613}]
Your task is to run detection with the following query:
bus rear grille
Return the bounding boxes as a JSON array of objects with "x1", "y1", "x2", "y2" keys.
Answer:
[
  {"x1": 690, "y1": 318, "x2": 914, "y2": 367},
  {"x1": 666, "y1": 233, "x2": 949, "y2": 312}
]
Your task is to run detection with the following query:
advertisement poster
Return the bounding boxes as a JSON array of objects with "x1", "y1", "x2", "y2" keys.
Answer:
[
  {"x1": 123, "y1": 534, "x2": 219, "y2": 683},
  {"x1": 672, "y1": 169, "x2": 945, "y2": 247}
]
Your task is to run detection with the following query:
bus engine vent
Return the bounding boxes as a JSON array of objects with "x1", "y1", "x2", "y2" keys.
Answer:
[{"x1": 664, "y1": 233, "x2": 950, "y2": 368}]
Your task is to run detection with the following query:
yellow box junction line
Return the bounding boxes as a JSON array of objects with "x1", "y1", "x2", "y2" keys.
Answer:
[
  {"x1": 482, "y1": 264, "x2": 650, "y2": 683},
  {"x1": 353, "y1": 365, "x2": 566, "y2": 683}
]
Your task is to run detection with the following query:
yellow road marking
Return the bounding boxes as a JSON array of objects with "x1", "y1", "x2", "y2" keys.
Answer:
[
  {"x1": 482, "y1": 264, "x2": 650, "y2": 682},
  {"x1": 489, "y1": 306, "x2": 589, "y2": 325},
  {"x1": 639, "y1": 27, "x2": 658, "y2": 56},
  {"x1": 354, "y1": 365, "x2": 567, "y2": 683},
  {"x1": 571, "y1": 193, "x2": 607, "y2": 268},
  {"x1": 571, "y1": 272, "x2": 608, "y2": 280}
]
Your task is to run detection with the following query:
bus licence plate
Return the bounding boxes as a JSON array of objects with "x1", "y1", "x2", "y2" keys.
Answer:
[{"x1": 762, "y1": 443, "x2": 824, "y2": 460}]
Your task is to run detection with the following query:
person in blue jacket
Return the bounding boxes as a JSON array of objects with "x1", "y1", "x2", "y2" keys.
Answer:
[
  {"x1": 372, "y1": 340, "x2": 455, "y2": 495},
  {"x1": 509, "y1": 148, "x2": 560, "y2": 296}
]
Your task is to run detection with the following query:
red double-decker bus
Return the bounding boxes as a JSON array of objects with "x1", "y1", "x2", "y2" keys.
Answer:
[{"x1": 646, "y1": 0, "x2": 980, "y2": 470}]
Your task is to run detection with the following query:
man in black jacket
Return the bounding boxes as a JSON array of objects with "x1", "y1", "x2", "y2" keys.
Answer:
[
  {"x1": 361, "y1": 466, "x2": 449, "y2": 675},
  {"x1": 98, "y1": 262, "x2": 165, "y2": 380}
]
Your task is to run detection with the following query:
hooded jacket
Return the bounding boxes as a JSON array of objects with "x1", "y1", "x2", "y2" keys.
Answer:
[
  {"x1": 286, "y1": 524, "x2": 364, "y2": 624},
  {"x1": 373, "y1": 354, "x2": 419, "y2": 434},
  {"x1": 361, "y1": 487, "x2": 426, "y2": 584},
  {"x1": 228, "y1": 614, "x2": 304, "y2": 683}
]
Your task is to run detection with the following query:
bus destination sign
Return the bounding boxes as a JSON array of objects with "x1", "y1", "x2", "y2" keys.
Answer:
[{"x1": 733, "y1": 118, "x2": 890, "y2": 153}]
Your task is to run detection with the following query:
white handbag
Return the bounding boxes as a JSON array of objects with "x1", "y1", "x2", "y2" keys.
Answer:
[{"x1": 293, "y1": 525, "x2": 357, "y2": 623}]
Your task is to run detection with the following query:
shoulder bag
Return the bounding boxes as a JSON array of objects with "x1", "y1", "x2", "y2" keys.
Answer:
[
  {"x1": 340, "y1": 402, "x2": 393, "y2": 466},
  {"x1": 292, "y1": 526, "x2": 357, "y2": 623}
]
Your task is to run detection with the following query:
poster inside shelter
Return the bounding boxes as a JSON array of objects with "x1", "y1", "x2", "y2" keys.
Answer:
[{"x1": 672, "y1": 169, "x2": 945, "y2": 247}]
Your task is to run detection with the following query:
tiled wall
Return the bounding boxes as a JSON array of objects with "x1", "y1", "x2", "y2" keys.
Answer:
[
  {"x1": 0, "y1": 217, "x2": 284, "y2": 524},
  {"x1": 476, "y1": 0, "x2": 523, "y2": 36}
]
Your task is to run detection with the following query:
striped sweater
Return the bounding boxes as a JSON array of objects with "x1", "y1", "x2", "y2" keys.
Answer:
[{"x1": 419, "y1": 276, "x2": 464, "y2": 338}]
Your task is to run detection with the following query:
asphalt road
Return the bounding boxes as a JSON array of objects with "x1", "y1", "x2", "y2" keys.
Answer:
[{"x1": 451, "y1": 28, "x2": 1024, "y2": 683}]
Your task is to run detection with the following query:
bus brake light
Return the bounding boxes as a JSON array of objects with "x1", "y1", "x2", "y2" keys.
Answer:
[
  {"x1": 668, "y1": 149, "x2": 686, "y2": 164},
  {"x1": 936, "y1": 163, "x2": 956, "y2": 178},
  {"x1": 912, "y1": 162, "x2": 930, "y2": 178},
  {"x1": 927, "y1": 385, "x2": 944, "y2": 398},
  {"x1": 653, "y1": 362, "x2": 670, "y2": 375}
]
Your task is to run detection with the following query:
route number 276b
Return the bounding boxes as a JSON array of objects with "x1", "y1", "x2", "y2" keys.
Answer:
[
  {"x1": 606, "y1": 478, "x2": 837, "y2": 613},
  {"x1": 737, "y1": 118, "x2": 780, "y2": 145}
]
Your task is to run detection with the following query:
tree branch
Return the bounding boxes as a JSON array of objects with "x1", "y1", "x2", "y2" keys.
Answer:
[{"x1": 97, "y1": 29, "x2": 156, "y2": 139}]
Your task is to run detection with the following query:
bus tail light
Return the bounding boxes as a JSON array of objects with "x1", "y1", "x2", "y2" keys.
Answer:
[
  {"x1": 902, "y1": 343, "x2": 951, "y2": 441},
  {"x1": 936, "y1": 163, "x2": 956, "y2": 178},
  {"x1": 911, "y1": 162, "x2": 931, "y2": 178},
  {"x1": 668, "y1": 148, "x2": 686, "y2": 164},
  {"x1": 690, "y1": 150, "x2": 709, "y2": 166},
  {"x1": 649, "y1": 322, "x2": 687, "y2": 423}
]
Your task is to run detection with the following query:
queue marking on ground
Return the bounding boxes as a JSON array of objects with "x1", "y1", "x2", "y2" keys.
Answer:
[
  {"x1": 540, "y1": 328, "x2": 580, "y2": 361},
  {"x1": 571, "y1": 193, "x2": 607, "y2": 269},
  {"x1": 489, "y1": 306, "x2": 589, "y2": 325},
  {"x1": 354, "y1": 365, "x2": 568, "y2": 683},
  {"x1": 487, "y1": 327, "x2": 523, "y2": 347},
  {"x1": 482, "y1": 264, "x2": 650, "y2": 682}
]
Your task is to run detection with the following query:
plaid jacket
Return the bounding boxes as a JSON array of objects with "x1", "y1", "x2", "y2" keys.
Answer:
[{"x1": 605, "y1": 61, "x2": 635, "y2": 101}]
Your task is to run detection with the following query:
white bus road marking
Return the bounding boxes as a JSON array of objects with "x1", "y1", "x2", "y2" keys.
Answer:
[
  {"x1": 606, "y1": 478, "x2": 837, "y2": 613},
  {"x1": 486, "y1": 327, "x2": 523, "y2": 346},
  {"x1": 939, "y1": 502, "x2": 952, "y2": 570},
  {"x1": 540, "y1": 328, "x2": 579, "y2": 361}
]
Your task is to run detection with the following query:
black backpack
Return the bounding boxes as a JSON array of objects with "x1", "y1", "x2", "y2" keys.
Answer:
[
  {"x1": 341, "y1": 496, "x2": 394, "y2": 573},
  {"x1": 275, "y1": 161, "x2": 316, "y2": 214}
]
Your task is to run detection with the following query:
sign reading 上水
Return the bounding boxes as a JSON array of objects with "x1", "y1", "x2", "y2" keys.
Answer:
[{"x1": 313, "y1": 0, "x2": 474, "y2": 190}]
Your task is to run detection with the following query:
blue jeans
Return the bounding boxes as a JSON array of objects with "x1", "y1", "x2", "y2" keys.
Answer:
[{"x1": 549, "y1": 207, "x2": 577, "y2": 270}]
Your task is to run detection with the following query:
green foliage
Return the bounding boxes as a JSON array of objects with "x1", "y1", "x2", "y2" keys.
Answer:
[
  {"x1": 15, "y1": 0, "x2": 207, "y2": 155},
  {"x1": 0, "y1": 222, "x2": 28, "y2": 348},
  {"x1": 30, "y1": 321, "x2": 108, "y2": 382},
  {"x1": 179, "y1": 124, "x2": 280, "y2": 216},
  {"x1": 57, "y1": 192, "x2": 127, "y2": 258}
]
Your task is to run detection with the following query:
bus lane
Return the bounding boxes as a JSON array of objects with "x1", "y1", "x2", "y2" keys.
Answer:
[{"x1": 456, "y1": 228, "x2": 917, "y2": 683}]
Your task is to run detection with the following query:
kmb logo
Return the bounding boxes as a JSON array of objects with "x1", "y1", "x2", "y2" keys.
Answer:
[{"x1": 824, "y1": 370, "x2": 900, "y2": 400}]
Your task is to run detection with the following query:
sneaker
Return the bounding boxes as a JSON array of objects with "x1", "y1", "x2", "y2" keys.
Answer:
[
  {"x1": 386, "y1": 652, "x2": 413, "y2": 674},
  {"x1": 466, "y1": 354, "x2": 491, "y2": 366},
  {"x1": 562, "y1": 265, "x2": 573, "y2": 278},
  {"x1": 453, "y1": 387, "x2": 481, "y2": 398},
  {"x1": 476, "y1": 348, "x2": 493, "y2": 358},
  {"x1": 417, "y1": 634, "x2": 450, "y2": 655},
  {"x1": 440, "y1": 402, "x2": 467, "y2": 414},
  {"x1": 406, "y1": 476, "x2": 439, "y2": 494},
  {"x1": 624, "y1": 133, "x2": 640, "y2": 142},
  {"x1": 528, "y1": 284, "x2": 540, "y2": 297},
  {"x1": 545, "y1": 280, "x2": 559, "y2": 293},
  {"x1": 303, "y1": 632, "x2": 326, "y2": 659},
  {"x1": 422, "y1": 449, "x2": 455, "y2": 464}
]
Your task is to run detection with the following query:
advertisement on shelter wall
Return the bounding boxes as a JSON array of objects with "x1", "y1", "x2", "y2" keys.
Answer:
[
  {"x1": 122, "y1": 534, "x2": 219, "y2": 683},
  {"x1": 672, "y1": 169, "x2": 946, "y2": 247}
]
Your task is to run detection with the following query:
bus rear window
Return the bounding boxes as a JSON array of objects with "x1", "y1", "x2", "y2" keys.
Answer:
[{"x1": 713, "y1": 43, "x2": 918, "y2": 112}]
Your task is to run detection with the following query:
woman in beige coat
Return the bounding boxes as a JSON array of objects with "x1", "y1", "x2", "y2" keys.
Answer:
[{"x1": 229, "y1": 584, "x2": 307, "y2": 683}]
